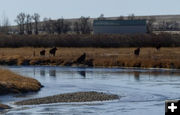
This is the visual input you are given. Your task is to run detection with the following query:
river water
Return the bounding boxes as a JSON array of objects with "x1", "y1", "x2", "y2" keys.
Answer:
[{"x1": 1, "y1": 66, "x2": 180, "y2": 115}]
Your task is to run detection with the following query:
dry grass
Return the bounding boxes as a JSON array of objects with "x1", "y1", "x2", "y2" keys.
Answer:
[
  {"x1": 0, "y1": 68, "x2": 42, "y2": 95},
  {"x1": 0, "y1": 104, "x2": 11, "y2": 109},
  {"x1": 0, "y1": 47, "x2": 180, "y2": 69}
]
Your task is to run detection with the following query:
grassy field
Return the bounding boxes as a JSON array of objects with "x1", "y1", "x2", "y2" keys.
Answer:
[
  {"x1": 0, "y1": 47, "x2": 179, "y2": 69},
  {"x1": 0, "y1": 68, "x2": 42, "y2": 95}
]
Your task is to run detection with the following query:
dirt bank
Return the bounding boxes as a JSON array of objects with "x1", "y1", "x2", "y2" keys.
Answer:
[
  {"x1": 15, "y1": 91, "x2": 119, "y2": 105},
  {"x1": 0, "y1": 104, "x2": 11, "y2": 110},
  {"x1": 0, "y1": 69, "x2": 43, "y2": 95}
]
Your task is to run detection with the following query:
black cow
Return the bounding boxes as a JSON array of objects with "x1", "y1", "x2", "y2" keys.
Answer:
[
  {"x1": 49, "y1": 47, "x2": 57, "y2": 56},
  {"x1": 134, "y1": 48, "x2": 140, "y2": 56},
  {"x1": 156, "y1": 45, "x2": 161, "y2": 51},
  {"x1": 40, "y1": 49, "x2": 46, "y2": 56},
  {"x1": 76, "y1": 53, "x2": 86, "y2": 63}
]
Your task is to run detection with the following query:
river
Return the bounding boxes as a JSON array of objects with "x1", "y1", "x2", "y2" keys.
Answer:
[{"x1": 1, "y1": 66, "x2": 180, "y2": 115}]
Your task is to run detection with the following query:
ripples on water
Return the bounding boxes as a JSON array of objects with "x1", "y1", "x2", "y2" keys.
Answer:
[{"x1": 1, "y1": 66, "x2": 180, "y2": 115}]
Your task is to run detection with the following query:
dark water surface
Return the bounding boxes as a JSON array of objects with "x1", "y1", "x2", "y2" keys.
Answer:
[{"x1": 1, "y1": 66, "x2": 180, "y2": 115}]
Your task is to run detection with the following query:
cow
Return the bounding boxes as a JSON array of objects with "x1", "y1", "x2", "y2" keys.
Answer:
[
  {"x1": 40, "y1": 49, "x2": 46, "y2": 56},
  {"x1": 76, "y1": 53, "x2": 86, "y2": 63},
  {"x1": 134, "y1": 48, "x2": 140, "y2": 56},
  {"x1": 156, "y1": 45, "x2": 161, "y2": 51},
  {"x1": 49, "y1": 47, "x2": 57, "y2": 56}
]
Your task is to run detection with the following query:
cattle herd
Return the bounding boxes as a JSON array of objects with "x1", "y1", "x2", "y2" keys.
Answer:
[
  {"x1": 39, "y1": 47, "x2": 58, "y2": 56},
  {"x1": 38, "y1": 46, "x2": 161, "y2": 57},
  {"x1": 134, "y1": 46, "x2": 161, "y2": 56}
]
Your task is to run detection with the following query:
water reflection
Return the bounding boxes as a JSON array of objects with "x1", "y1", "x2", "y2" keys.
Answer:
[
  {"x1": 33, "y1": 67, "x2": 36, "y2": 77},
  {"x1": 134, "y1": 72, "x2": 140, "y2": 81},
  {"x1": 78, "y1": 71, "x2": 86, "y2": 78},
  {"x1": 39, "y1": 68, "x2": 87, "y2": 79},
  {"x1": 40, "y1": 69, "x2": 46, "y2": 76},
  {"x1": 49, "y1": 70, "x2": 56, "y2": 77}
]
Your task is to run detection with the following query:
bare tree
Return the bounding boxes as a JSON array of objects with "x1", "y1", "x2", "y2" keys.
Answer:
[
  {"x1": 43, "y1": 18, "x2": 54, "y2": 34},
  {"x1": 53, "y1": 18, "x2": 64, "y2": 34},
  {"x1": 62, "y1": 21, "x2": 71, "y2": 34},
  {"x1": 166, "y1": 21, "x2": 172, "y2": 30},
  {"x1": 15, "y1": 12, "x2": 26, "y2": 34},
  {"x1": 52, "y1": 18, "x2": 71, "y2": 34},
  {"x1": 165, "y1": 21, "x2": 179, "y2": 30},
  {"x1": 97, "y1": 14, "x2": 106, "y2": 20},
  {"x1": 74, "y1": 21, "x2": 80, "y2": 34},
  {"x1": 160, "y1": 21, "x2": 167, "y2": 30},
  {"x1": 0, "y1": 13, "x2": 10, "y2": 34},
  {"x1": 25, "y1": 14, "x2": 33, "y2": 34},
  {"x1": 79, "y1": 16, "x2": 91, "y2": 34},
  {"x1": 118, "y1": 16, "x2": 125, "y2": 20},
  {"x1": 128, "y1": 14, "x2": 135, "y2": 20},
  {"x1": 42, "y1": 18, "x2": 49, "y2": 33},
  {"x1": 172, "y1": 21, "x2": 179, "y2": 30},
  {"x1": 0, "y1": 21, "x2": 1, "y2": 32},
  {"x1": 32, "y1": 13, "x2": 40, "y2": 35},
  {"x1": 147, "y1": 17, "x2": 156, "y2": 33}
]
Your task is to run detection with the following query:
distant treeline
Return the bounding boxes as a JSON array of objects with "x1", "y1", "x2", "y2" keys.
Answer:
[
  {"x1": 0, "y1": 13, "x2": 155, "y2": 35},
  {"x1": 0, "y1": 33, "x2": 179, "y2": 48}
]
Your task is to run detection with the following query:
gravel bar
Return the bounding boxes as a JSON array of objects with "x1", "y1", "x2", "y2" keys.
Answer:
[{"x1": 15, "y1": 91, "x2": 119, "y2": 105}]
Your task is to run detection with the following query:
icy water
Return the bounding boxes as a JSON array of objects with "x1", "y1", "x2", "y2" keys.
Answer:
[{"x1": 1, "y1": 66, "x2": 180, "y2": 115}]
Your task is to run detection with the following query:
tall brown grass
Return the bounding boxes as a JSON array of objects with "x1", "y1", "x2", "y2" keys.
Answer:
[{"x1": 0, "y1": 47, "x2": 179, "y2": 69}]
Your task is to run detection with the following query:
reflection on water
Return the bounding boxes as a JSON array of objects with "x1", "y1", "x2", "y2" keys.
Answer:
[
  {"x1": 40, "y1": 69, "x2": 57, "y2": 77},
  {"x1": 134, "y1": 72, "x2": 140, "y2": 81},
  {"x1": 2, "y1": 66, "x2": 180, "y2": 115},
  {"x1": 40, "y1": 69, "x2": 45, "y2": 77},
  {"x1": 49, "y1": 70, "x2": 56, "y2": 77},
  {"x1": 39, "y1": 68, "x2": 86, "y2": 79},
  {"x1": 78, "y1": 71, "x2": 86, "y2": 78},
  {"x1": 33, "y1": 67, "x2": 36, "y2": 77},
  {"x1": 27, "y1": 67, "x2": 180, "y2": 82}
]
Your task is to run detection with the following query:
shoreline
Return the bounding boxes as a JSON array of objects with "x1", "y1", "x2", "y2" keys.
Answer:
[
  {"x1": 1, "y1": 62, "x2": 180, "y2": 70},
  {"x1": 0, "y1": 58, "x2": 179, "y2": 69},
  {"x1": 0, "y1": 69, "x2": 43, "y2": 96},
  {"x1": 4, "y1": 65, "x2": 180, "y2": 72}
]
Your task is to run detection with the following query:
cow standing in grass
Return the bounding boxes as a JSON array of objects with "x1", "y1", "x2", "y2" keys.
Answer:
[
  {"x1": 156, "y1": 45, "x2": 161, "y2": 51},
  {"x1": 40, "y1": 49, "x2": 46, "y2": 56},
  {"x1": 134, "y1": 48, "x2": 140, "y2": 56},
  {"x1": 76, "y1": 53, "x2": 86, "y2": 63},
  {"x1": 49, "y1": 47, "x2": 57, "y2": 56}
]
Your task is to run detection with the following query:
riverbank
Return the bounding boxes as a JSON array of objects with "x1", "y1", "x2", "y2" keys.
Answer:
[
  {"x1": 0, "y1": 47, "x2": 179, "y2": 69},
  {"x1": 15, "y1": 91, "x2": 119, "y2": 105},
  {"x1": 0, "y1": 68, "x2": 42, "y2": 95},
  {"x1": 0, "y1": 104, "x2": 11, "y2": 110}
]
